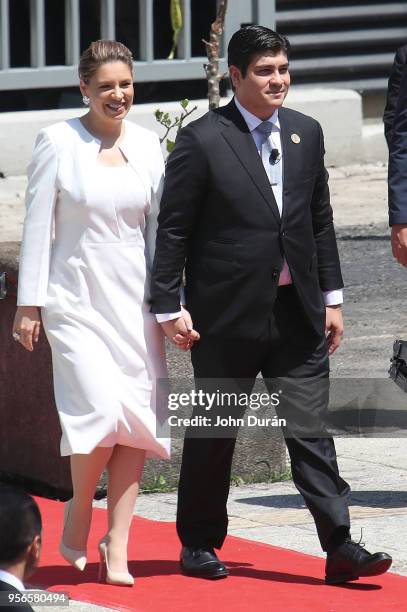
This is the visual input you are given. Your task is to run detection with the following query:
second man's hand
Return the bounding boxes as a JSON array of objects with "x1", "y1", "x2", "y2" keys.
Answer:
[
  {"x1": 160, "y1": 306, "x2": 200, "y2": 351},
  {"x1": 325, "y1": 305, "x2": 344, "y2": 355},
  {"x1": 391, "y1": 224, "x2": 407, "y2": 267}
]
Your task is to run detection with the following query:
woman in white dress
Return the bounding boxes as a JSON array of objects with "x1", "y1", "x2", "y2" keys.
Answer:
[{"x1": 12, "y1": 40, "x2": 180, "y2": 586}]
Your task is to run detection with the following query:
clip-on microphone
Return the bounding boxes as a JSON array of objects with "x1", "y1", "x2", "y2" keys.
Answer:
[{"x1": 269, "y1": 148, "x2": 280, "y2": 165}]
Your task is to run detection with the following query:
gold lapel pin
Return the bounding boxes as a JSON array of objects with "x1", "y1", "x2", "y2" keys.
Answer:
[{"x1": 291, "y1": 133, "x2": 301, "y2": 144}]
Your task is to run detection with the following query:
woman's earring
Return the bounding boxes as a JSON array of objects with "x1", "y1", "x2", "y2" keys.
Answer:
[{"x1": 82, "y1": 95, "x2": 90, "y2": 106}]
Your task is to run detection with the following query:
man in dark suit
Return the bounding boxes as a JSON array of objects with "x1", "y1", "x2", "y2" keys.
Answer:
[
  {"x1": 151, "y1": 26, "x2": 392, "y2": 584},
  {"x1": 388, "y1": 47, "x2": 407, "y2": 266},
  {"x1": 0, "y1": 486, "x2": 42, "y2": 611},
  {"x1": 383, "y1": 44, "x2": 407, "y2": 147}
]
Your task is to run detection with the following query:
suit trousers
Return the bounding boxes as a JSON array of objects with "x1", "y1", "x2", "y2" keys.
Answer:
[{"x1": 176, "y1": 285, "x2": 351, "y2": 551}]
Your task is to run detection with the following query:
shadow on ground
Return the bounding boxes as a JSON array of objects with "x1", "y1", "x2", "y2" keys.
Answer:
[{"x1": 235, "y1": 491, "x2": 407, "y2": 509}]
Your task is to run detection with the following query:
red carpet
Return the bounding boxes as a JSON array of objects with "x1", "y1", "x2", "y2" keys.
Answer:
[{"x1": 30, "y1": 497, "x2": 407, "y2": 612}]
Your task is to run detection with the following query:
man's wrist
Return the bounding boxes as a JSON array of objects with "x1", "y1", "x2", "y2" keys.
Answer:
[
  {"x1": 156, "y1": 311, "x2": 182, "y2": 323},
  {"x1": 323, "y1": 289, "x2": 343, "y2": 306}
]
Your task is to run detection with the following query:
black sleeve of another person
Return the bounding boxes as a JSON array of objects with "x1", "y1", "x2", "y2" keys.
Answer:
[
  {"x1": 388, "y1": 59, "x2": 407, "y2": 226},
  {"x1": 383, "y1": 45, "x2": 407, "y2": 147}
]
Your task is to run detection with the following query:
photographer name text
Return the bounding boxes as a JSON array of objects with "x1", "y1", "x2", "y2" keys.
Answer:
[{"x1": 167, "y1": 415, "x2": 286, "y2": 427}]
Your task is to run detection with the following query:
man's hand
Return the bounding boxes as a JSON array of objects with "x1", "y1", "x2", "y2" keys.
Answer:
[
  {"x1": 325, "y1": 305, "x2": 344, "y2": 355},
  {"x1": 391, "y1": 224, "x2": 407, "y2": 266},
  {"x1": 160, "y1": 306, "x2": 200, "y2": 351},
  {"x1": 12, "y1": 306, "x2": 41, "y2": 352}
]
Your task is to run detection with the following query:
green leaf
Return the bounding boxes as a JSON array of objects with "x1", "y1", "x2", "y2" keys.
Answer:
[
  {"x1": 180, "y1": 98, "x2": 189, "y2": 109},
  {"x1": 155, "y1": 109, "x2": 163, "y2": 120},
  {"x1": 166, "y1": 139, "x2": 175, "y2": 153}
]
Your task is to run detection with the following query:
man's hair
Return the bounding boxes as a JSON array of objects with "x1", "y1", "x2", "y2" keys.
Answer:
[
  {"x1": 227, "y1": 25, "x2": 291, "y2": 77},
  {"x1": 0, "y1": 486, "x2": 42, "y2": 564}
]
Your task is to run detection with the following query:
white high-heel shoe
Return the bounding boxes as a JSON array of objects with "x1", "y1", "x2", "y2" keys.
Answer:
[
  {"x1": 98, "y1": 539, "x2": 134, "y2": 586},
  {"x1": 59, "y1": 499, "x2": 87, "y2": 571}
]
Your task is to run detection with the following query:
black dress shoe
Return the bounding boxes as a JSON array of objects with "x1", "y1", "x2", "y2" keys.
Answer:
[
  {"x1": 180, "y1": 546, "x2": 229, "y2": 579},
  {"x1": 325, "y1": 538, "x2": 392, "y2": 584}
]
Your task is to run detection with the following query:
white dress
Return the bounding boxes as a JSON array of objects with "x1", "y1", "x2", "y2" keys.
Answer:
[{"x1": 17, "y1": 118, "x2": 170, "y2": 459}]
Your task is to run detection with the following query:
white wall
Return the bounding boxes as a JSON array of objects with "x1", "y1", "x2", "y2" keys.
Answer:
[{"x1": 0, "y1": 87, "x2": 381, "y2": 176}]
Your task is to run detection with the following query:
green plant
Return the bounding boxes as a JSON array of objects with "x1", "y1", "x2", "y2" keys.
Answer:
[
  {"x1": 230, "y1": 466, "x2": 292, "y2": 488},
  {"x1": 138, "y1": 464, "x2": 292, "y2": 496},
  {"x1": 156, "y1": 1, "x2": 228, "y2": 150},
  {"x1": 140, "y1": 473, "x2": 178, "y2": 494},
  {"x1": 155, "y1": 98, "x2": 198, "y2": 153},
  {"x1": 168, "y1": 0, "x2": 183, "y2": 60}
]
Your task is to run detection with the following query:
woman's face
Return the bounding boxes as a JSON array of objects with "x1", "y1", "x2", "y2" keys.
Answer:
[{"x1": 80, "y1": 61, "x2": 134, "y2": 123}]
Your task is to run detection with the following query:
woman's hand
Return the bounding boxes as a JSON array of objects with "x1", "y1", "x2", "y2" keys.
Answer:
[{"x1": 12, "y1": 306, "x2": 41, "y2": 351}]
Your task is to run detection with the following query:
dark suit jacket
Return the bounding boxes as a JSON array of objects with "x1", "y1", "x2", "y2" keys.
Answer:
[
  {"x1": 151, "y1": 99, "x2": 343, "y2": 340},
  {"x1": 0, "y1": 580, "x2": 33, "y2": 612},
  {"x1": 383, "y1": 44, "x2": 407, "y2": 147},
  {"x1": 388, "y1": 58, "x2": 407, "y2": 226}
]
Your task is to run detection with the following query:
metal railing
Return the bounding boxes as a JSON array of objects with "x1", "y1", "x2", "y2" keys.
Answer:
[
  {"x1": 0, "y1": 0, "x2": 406, "y2": 93},
  {"x1": 0, "y1": 0, "x2": 275, "y2": 91}
]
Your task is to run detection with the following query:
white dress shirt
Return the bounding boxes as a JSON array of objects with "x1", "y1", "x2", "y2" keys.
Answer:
[
  {"x1": 156, "y1": 98, "x2": 343, "y2": 323},
  {"x1": 0, "y1": 569, "x2": 25, "y2": 592}
]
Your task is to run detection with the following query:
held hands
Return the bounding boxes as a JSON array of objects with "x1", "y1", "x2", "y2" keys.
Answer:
[
  {"x1": 325, "y1": 305, "x2": 344, "y2": 355},
  {"x1": 12, "y1": 306, "x2": 41, "y2": 351},
  {"x1": 391, "y1": 224, "x2": 407, "y2": 267},
  {"x1": 160, "y1": 306, "x2": 200, "y2": 351}
]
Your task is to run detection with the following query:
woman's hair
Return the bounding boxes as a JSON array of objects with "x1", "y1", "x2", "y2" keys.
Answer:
[{"x1": 78, "y1": 40, "x2": 133, "y2": 83}]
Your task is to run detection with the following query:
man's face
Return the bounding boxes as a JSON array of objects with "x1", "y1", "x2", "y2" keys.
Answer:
[{"x1": 230, "y1": 51, "x2": 290, "y2": 120}]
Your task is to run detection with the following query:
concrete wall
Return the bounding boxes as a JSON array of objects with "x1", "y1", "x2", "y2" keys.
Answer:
[
  {"x1": 362, "y1": 122, "x2": 388, "y2": 164},
  {"x1": 0, "y1": 87, "x2": 374, "y2": 176}
]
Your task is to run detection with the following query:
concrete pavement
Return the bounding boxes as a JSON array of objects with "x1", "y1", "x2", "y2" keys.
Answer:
[
  {"x1": 0, "y1": 162, "x2": 390, "y2": 243},
  {"x1": 0, "y1": 90, "x2": 377, "y2": 175}
]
